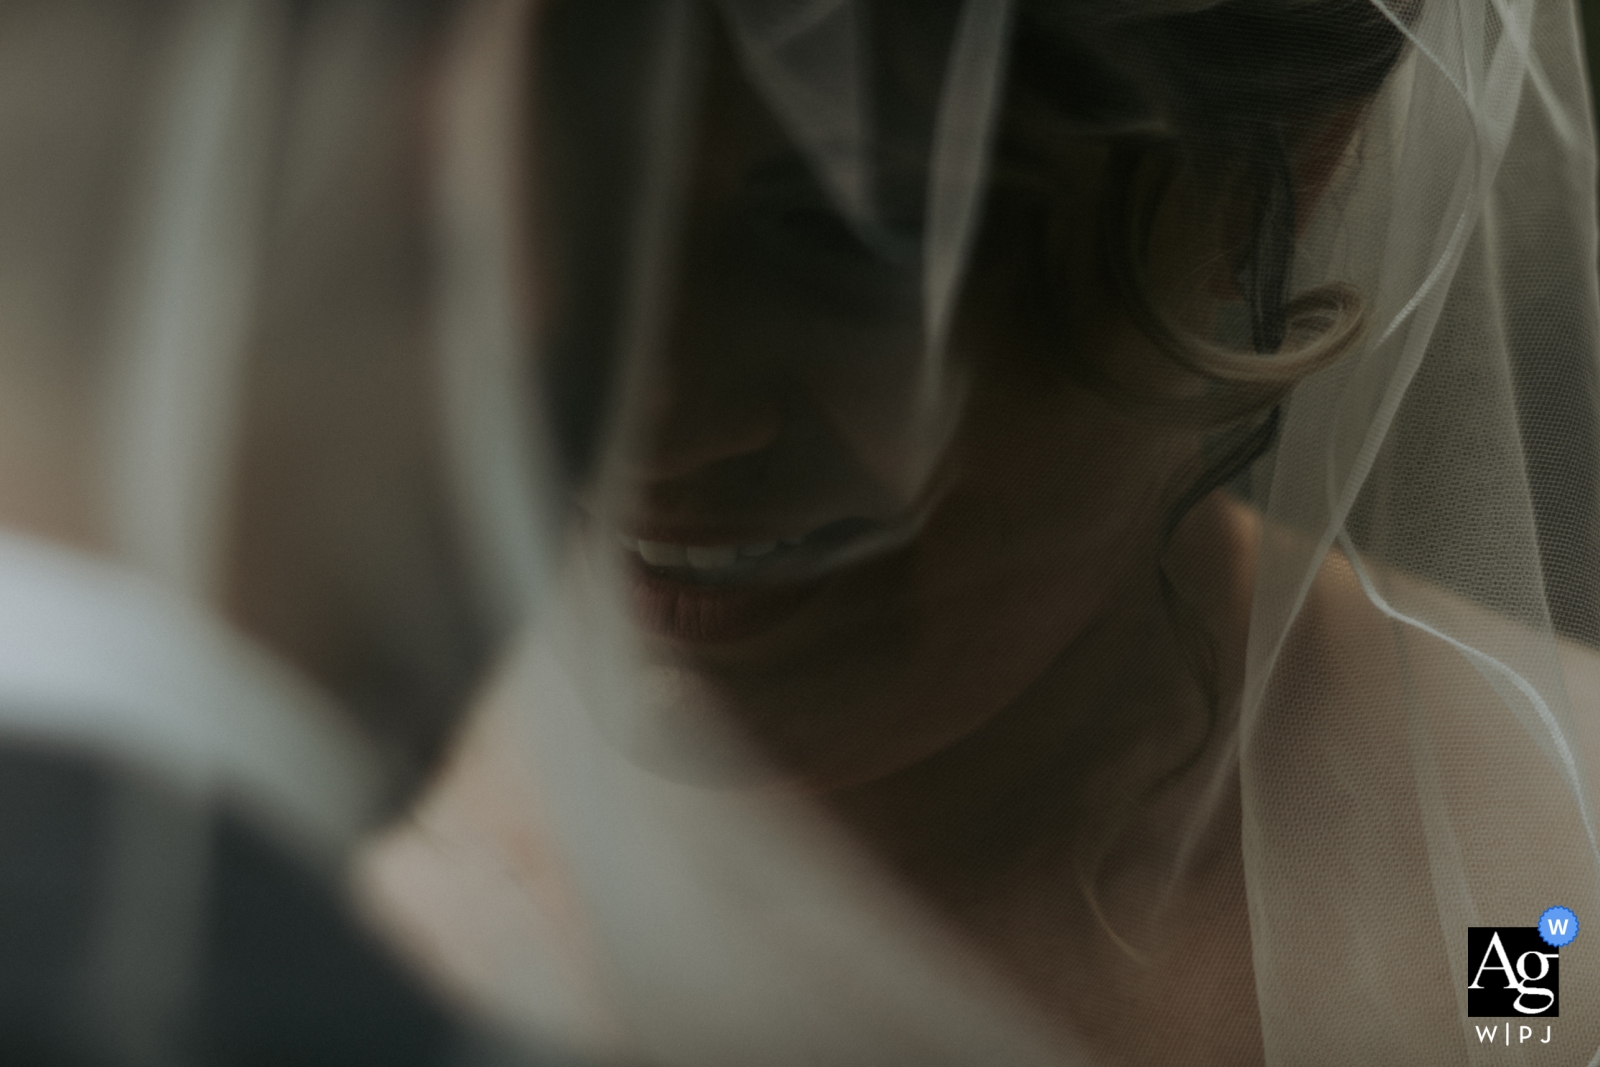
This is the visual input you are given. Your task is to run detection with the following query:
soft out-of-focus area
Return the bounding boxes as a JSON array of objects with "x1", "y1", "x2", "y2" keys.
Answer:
[
  {"x1": 0, "y1": 3, "x2": 577, "y2": 1064},
  {"x1": 0, "y1": 0, "x2": 487, "y2": 787}
]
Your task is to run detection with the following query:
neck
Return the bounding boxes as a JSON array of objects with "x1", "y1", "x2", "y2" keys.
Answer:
[
  {"x1": 825, "y1": 583, "x2": 1185, "y2": 896},
  {"x1": 821, "y1": 493, "x2": 1257, "y2": 921}
]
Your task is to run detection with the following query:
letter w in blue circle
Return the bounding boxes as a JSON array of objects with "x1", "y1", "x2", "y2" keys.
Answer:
[{"x1": 1540, "y1": 907, "x2": 1578, "y2": 948}]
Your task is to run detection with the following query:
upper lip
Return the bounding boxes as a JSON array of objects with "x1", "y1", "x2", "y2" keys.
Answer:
[
  {"x1": 611, "y1": 517, "x2": 899, "y2": 585},
  {"x1": 614, "y1": 524, "x2": 804, "y2": 546}
]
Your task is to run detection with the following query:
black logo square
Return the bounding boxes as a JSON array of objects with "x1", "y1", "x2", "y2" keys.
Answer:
[{"x1": 1468, "y1": 927, "x2": 1559, "y2": 1017}]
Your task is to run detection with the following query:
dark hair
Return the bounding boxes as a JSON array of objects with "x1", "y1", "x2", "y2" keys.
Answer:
[
  {"x1": 1005, "y1": 0, "x2": 1411, "y2": 631},
  {"x1": 1009, "y1": 0, "x2": 1411, "y2": 396},
  {"x1": 1003, "y1": 0, "x2": 1414, "y2": 930}
]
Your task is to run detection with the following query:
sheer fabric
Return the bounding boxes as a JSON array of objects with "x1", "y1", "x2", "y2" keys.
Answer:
[
  {"x1": 371, "y1": 0, "x2": 1600, "y2": 1063},
  {"x1": 0, "y1": 4, "x2": 563, "y2": 1064}
]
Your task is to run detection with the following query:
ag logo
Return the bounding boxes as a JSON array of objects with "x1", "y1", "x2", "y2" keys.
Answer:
[{"x1": 1467, "y1": 928, "x2": 1559, "y2": 1017}]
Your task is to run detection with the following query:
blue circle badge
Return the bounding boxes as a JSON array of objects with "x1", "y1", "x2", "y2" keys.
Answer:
[{"x1": 1539, "y1": 906, "x2": 1579, "y2": 948}]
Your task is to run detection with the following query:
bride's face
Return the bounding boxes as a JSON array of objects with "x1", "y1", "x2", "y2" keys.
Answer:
[{"x1": 559, "y1": 24, "x2": 1205, "y2": 789}]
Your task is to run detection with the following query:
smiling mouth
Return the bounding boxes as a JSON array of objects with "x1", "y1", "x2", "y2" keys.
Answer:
[
  {"x1": 603, "y1": 516, "x2": 902, "y2": 643},
  {"x1": 617, "y1": 533, "x2": 791, "y2": 581},
  {"x1": 614, "y1": 516, "x2": 890, "y2": 587}
]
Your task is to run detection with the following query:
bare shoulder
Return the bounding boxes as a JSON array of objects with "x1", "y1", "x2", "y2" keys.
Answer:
[
  {"x1": 1189, "y1": 496, "x2": 1600, "y2": 827},
  {"x1": 1250, "y1": 510, "x2": 1600, "y2": 942},
  {"x1": 1172, "y1": 494, "x2": 1404, "y2": 703}
]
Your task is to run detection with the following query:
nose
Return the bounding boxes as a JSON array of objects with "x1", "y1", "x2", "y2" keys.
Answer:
[{"x1": 621, "y1": 372, "x2": 783, "y2": 482}]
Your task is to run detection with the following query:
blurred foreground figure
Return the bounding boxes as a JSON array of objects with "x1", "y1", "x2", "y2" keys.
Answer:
[
  {"x1": 0, "y1": 2, "x2": 576, "y2": 1064},
  {"x1": 364, "y1": 0, "x2": 1600, "y2": 1064}
]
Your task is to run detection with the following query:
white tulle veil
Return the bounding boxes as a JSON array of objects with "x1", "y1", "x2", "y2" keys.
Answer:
[
  {"x1": 427, "y1": 0, "x2": 1600, "y2": 1063},
  {"x1": 421, "y1": 0, "x2": 1600, "y2": 1062}
]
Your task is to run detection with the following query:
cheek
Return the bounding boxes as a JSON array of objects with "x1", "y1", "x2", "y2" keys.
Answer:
[
  {"x1": 867, "y1": 387, "x2": 1184, "y2": 722},
  {"x1": 686, "y1": 386, "x2": 1190, "y2": 788}
]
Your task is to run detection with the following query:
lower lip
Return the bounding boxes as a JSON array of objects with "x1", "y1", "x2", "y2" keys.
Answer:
[{"x1": 629, "y1": 561, "x2": 828, "y2": 643}]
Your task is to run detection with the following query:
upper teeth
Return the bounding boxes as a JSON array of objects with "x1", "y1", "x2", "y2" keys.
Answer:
[{"x1": 618, "y1": 536, "x2": 792, "y2": 572}]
